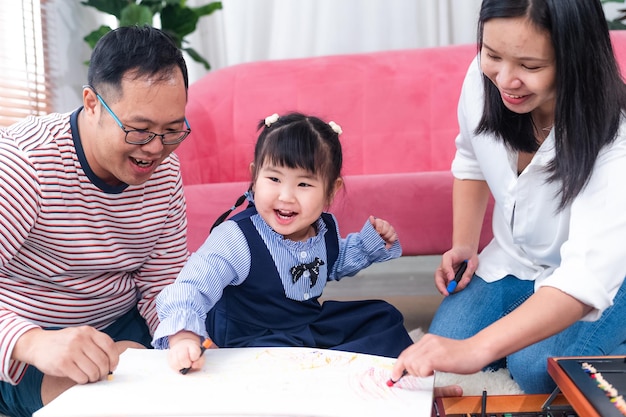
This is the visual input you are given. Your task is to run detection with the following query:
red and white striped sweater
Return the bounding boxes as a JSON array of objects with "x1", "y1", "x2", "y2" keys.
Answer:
[{"x1": 0, "y1": 110, "x2": 189, "y2": 384}]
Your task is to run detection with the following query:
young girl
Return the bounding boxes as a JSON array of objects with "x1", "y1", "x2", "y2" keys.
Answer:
[{"x1": 153, "y1": 112, "x2": 413, "y2": 373}]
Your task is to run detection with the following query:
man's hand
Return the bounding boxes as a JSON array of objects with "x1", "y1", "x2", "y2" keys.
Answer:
[{"x1": 14, "y1": 326, "x2": 119, "y2": 384}]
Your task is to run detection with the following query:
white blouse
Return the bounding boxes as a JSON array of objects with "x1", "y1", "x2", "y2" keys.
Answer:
[{"x1": 451, "y1": 57, "x2": 626, "y2": 320}]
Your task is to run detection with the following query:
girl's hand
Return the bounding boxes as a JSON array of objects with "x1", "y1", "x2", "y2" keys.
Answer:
[
  {"x1": 435, "y1": 250, "x2": 478, "y2": 295},
  {"x1": 167, "y1": 330, "x2": 207, "y2": 373},
  {"x1": 369, "y1": 215, "x2": 397, "y2": 249}
]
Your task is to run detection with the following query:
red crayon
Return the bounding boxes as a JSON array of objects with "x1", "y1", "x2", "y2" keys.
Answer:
[{"x1": 386, "y1": 370, "x2": 408, "y2": 387}]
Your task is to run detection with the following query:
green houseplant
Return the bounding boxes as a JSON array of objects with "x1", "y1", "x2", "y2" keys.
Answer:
[
  {"x1": 603, "y1": 0, "x2": 626, "y2": 29},
  {"x1": 82, "y1": 0, "x2": 222, "y2": 70}
]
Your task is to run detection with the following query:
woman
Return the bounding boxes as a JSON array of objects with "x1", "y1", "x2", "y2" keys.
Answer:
[{"x1": 392, "y1": 0, "x2": 626, "y2": 394}]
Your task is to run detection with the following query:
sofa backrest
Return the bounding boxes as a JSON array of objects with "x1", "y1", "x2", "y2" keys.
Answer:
[
  {"x1": 179, "y1": 42, "x2": 479, "y2": 186},
  {"x1": 180, "y1": 31, "x2": 626, "y2": 187}
]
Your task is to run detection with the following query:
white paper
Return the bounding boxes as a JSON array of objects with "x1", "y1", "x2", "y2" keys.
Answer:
[{"x1": 35, "y1": 347, "x2": 434, "y2": 417}]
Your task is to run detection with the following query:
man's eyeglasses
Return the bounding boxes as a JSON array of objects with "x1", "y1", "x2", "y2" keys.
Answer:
[{"x1": 94, "y1": 91, "x2": 191, "y2": 146}]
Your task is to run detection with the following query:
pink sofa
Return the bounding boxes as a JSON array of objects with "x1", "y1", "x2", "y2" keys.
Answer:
[{"x1": 179, "y1": 31, "x2": 626, "y2": 256}]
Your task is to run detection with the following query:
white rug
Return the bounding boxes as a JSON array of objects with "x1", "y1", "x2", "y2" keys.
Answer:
[{"x1": 408, "y1": 328, "x2": 525, "y2": 396}]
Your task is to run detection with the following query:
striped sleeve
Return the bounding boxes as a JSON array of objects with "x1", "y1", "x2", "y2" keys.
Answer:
[
  {"x1": 0, "y1": 133, "x2": 43, "y2": 383},
  {"x1": 332, "y1": 217, "x2": 402, "y2": 280},
  {"x1": 152, "y1": 221, "x2": 250, "y2": 349}
]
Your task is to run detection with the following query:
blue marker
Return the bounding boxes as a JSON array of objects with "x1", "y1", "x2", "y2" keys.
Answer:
[{"x1": 446, "y1": 260, "x2": 468, "y2": 293}]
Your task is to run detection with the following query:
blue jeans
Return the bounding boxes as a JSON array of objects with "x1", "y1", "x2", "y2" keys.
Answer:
[{"x1": 428, "y1": 274, "x2": 626, "y2": 394}]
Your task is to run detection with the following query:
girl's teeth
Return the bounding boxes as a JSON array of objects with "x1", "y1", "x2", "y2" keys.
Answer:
[{"x1": 277, "y1": 210, "x2": 294, "y2": 218}]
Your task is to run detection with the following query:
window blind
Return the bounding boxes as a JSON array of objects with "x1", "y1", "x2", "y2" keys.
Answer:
[{"x1": 0, "y1": 0, "x2": 50, "y2": 127}]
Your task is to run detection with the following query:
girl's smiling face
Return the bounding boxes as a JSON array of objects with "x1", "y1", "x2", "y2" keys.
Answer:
[
  {"x1": 480, "y1": 16, "x2": 557, "y2": 127},
  {"x1": 252, "y1": 162, "x2": 341, "y2": 242}
]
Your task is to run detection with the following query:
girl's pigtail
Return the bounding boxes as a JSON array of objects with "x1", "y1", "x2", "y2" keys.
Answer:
[{"x1": 210, "y1": 190, "x2": 251, "y2": 232}]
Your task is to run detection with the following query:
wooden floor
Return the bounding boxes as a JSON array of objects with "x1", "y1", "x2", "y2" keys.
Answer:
[{"x1": 321, "y1": 255, "x2": 443, "y2": 332}]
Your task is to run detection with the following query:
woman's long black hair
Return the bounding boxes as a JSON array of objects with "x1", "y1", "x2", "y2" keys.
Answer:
[{"x1": 476, "y1": 0, "x2": 626, "y2": 209}]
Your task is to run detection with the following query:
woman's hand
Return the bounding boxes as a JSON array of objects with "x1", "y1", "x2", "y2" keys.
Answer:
[
  {"x1": 391, "y1": 333, "x2": 492, "y2": 382},
  {"x1": 435, "y1": 250, "x2": 478, "y2": 295}
]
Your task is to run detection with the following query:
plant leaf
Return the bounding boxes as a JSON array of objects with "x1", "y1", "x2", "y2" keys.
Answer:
[
  {"x1": 141, "y1": 0, "x2": 167, "y2": 15},
  {"x1": 83, "y1": 25, "x2": 113, "y2": 49},
  {"x1": 183, "y1": 47, "x2": 211, "y2": 70},
  {"x1": 80, "y1": 0, "x2": 127, "y2": 19},
  {"x1": 161, "y1": 4, "x2": 199, "y2": 39},
  {"x1": 120, "y1": 4, "x2": 154, "y2": 26},
  {"x1": 608, "y1": 20, "x2": 626, "y2": 29},
  {"x1": 192, "y1": 2, "x2": 223, "y2": 17},
  {"x1": 81, "y1": 0, "x2": 222, "y2": 72}
]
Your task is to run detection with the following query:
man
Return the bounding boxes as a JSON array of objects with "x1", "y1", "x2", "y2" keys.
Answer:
[{"x1": 0, "y1": 26, "x2": 190, "y2": 417}]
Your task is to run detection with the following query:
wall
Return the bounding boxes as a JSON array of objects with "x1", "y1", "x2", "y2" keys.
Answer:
[{"x1": 45, "y1": 0, "x2": 482, "y2": 113}]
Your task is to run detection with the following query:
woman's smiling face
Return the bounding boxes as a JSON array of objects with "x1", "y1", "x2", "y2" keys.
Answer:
[{"x1": 480, "y1": 16, "x2": 557, "y2": 126}]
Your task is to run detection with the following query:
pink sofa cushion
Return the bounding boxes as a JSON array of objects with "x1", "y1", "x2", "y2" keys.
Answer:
[{"x1": 330, "y1": 172, "x2": 493, "y2": 256}]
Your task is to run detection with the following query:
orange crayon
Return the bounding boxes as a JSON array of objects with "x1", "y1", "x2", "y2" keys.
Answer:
[{"x1": 179, "y1": 338, "x2": 214, "y2": 375}]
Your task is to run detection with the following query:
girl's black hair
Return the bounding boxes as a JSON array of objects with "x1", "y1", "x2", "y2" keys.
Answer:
[
  {"x1": 251, "y1": 112, "x2": 343, "y2": 201},
  {"x1": 476, "y1": 0, "x2": 626, "y2": 209},
  {"x1": 210, "y1": 112, "x2": 343, "y2": 231}
]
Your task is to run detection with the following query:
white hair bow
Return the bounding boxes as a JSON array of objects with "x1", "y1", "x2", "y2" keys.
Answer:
[
  {"x1": 265, "y1": 113, "x2": 279, "y2": 127},
  {"x1": 328, "y1": 121, "x2": 342, "y2": 135}
]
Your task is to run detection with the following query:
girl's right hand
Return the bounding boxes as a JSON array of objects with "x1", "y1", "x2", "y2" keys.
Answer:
[
  {"x1": 167, "y1": 330, "x2": 206, "y2": 373},
  {"x1": 435, "y1": 250, "x2": 478, "y2": 295}
]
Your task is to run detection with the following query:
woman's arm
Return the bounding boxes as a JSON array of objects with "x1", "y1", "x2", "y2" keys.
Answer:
[
  {"x1": 435, "y1": 178, "x2": 491, "y2": 294},
  {"x1": 391, "y1": 286, "x2": 591, "y2": 378},
  {"x1": 452, "y1": 178, "x2": 490, "y2": 254},
  {"x1": 469, "y1": 286, "x2": 591, "y2": 364}
]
